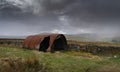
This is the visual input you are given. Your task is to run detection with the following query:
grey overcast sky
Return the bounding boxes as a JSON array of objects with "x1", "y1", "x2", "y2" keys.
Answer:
[{"x1": 0, "y1": 0, "x2": 120, "y2": 37}]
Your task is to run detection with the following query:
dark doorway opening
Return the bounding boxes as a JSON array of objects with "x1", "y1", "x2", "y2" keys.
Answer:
[
  {"x1": 39, "y1": 36, "x2": 50, "y2": 52},
  {"x1": 53, "y1": 36, "x2": 67, "y2": 51}
]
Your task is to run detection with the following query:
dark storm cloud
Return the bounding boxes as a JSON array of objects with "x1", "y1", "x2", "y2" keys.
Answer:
[
  {"x1": 66, "y1": 0, "x2": 120, "y2": 26},
  {"x1": 0, "y1": 0, "x2": 120, "y2": 36},
  {"x1": 1, "y1": 0, "x2": 120, "y2": 19},
  {"x1": 1, "y1": 0, "x2": 120, "y2": 16}
]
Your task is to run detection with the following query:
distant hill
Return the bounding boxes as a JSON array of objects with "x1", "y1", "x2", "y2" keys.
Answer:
[
  {"x1": 66, "y1": 33, "x2": 101, "y2": 41},
  {"x1": 111, "y1": 36, "x2": 120, "y2": 43},
  {"x1": 0, "y1": 36, "x2": 26, "y2": 39},
  {"x1": 65, "y1": 33, "x2": 120, "y2": 42},
  {"x1": 0, "y1": 33, "x2": 120, "y2": 43}
]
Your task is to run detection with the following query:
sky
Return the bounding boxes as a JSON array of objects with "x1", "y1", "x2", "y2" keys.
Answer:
[{"x1": 0, "y1": 0, "x2": 120, "y2": 37}]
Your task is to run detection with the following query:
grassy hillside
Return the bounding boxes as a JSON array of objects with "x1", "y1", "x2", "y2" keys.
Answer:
[
  {"x1": 68, "y1": 40, "x2": 120, "y2": 47},
  {"x1": 66, "y1": 34, "x2": 120, "y2": 42},
  {"x1": 0, "y1": 45, "x2": 120, "y2": 72}
]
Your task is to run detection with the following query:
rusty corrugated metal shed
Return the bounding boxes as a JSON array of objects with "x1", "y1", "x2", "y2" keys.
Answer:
[{"x1": 23, "y1": 34, "x2": 67, "y2": 52}]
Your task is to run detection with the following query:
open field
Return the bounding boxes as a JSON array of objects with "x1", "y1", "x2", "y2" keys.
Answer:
[
  {"x1": 0, "y1": 38, "x2": 120, "y2": 72},
  {"x1": 0, "y1": 38, "x2": 120, "y2": 54},
  {"x1": 68, "y1": 40, "x2": 120, "y2": 47},
  {"x1": 68, "y1": 40, "x2": 120, "y2": 55},
  {"x1": 0, "y1": 45, "x2": 120, "y2": 72}
]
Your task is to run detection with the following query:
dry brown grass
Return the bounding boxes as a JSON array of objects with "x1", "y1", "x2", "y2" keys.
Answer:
[{"x1": 0, "y1": 57, "x2": 48, "y2": 72}]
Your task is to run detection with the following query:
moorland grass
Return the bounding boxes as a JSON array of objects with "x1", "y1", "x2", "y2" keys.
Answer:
[{"x1": 0, "y1": 45, "x2": 120, "y2": 72}]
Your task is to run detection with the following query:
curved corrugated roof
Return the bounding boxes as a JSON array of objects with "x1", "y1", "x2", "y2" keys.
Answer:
[{"x1": 23, "y1": 34, "x2": 67, "y2": 52}]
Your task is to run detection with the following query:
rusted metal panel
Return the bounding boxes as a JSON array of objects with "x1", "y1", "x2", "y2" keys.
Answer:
[{"x1": 23, "y1": 34, "x2": 67, "y2": 52}]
